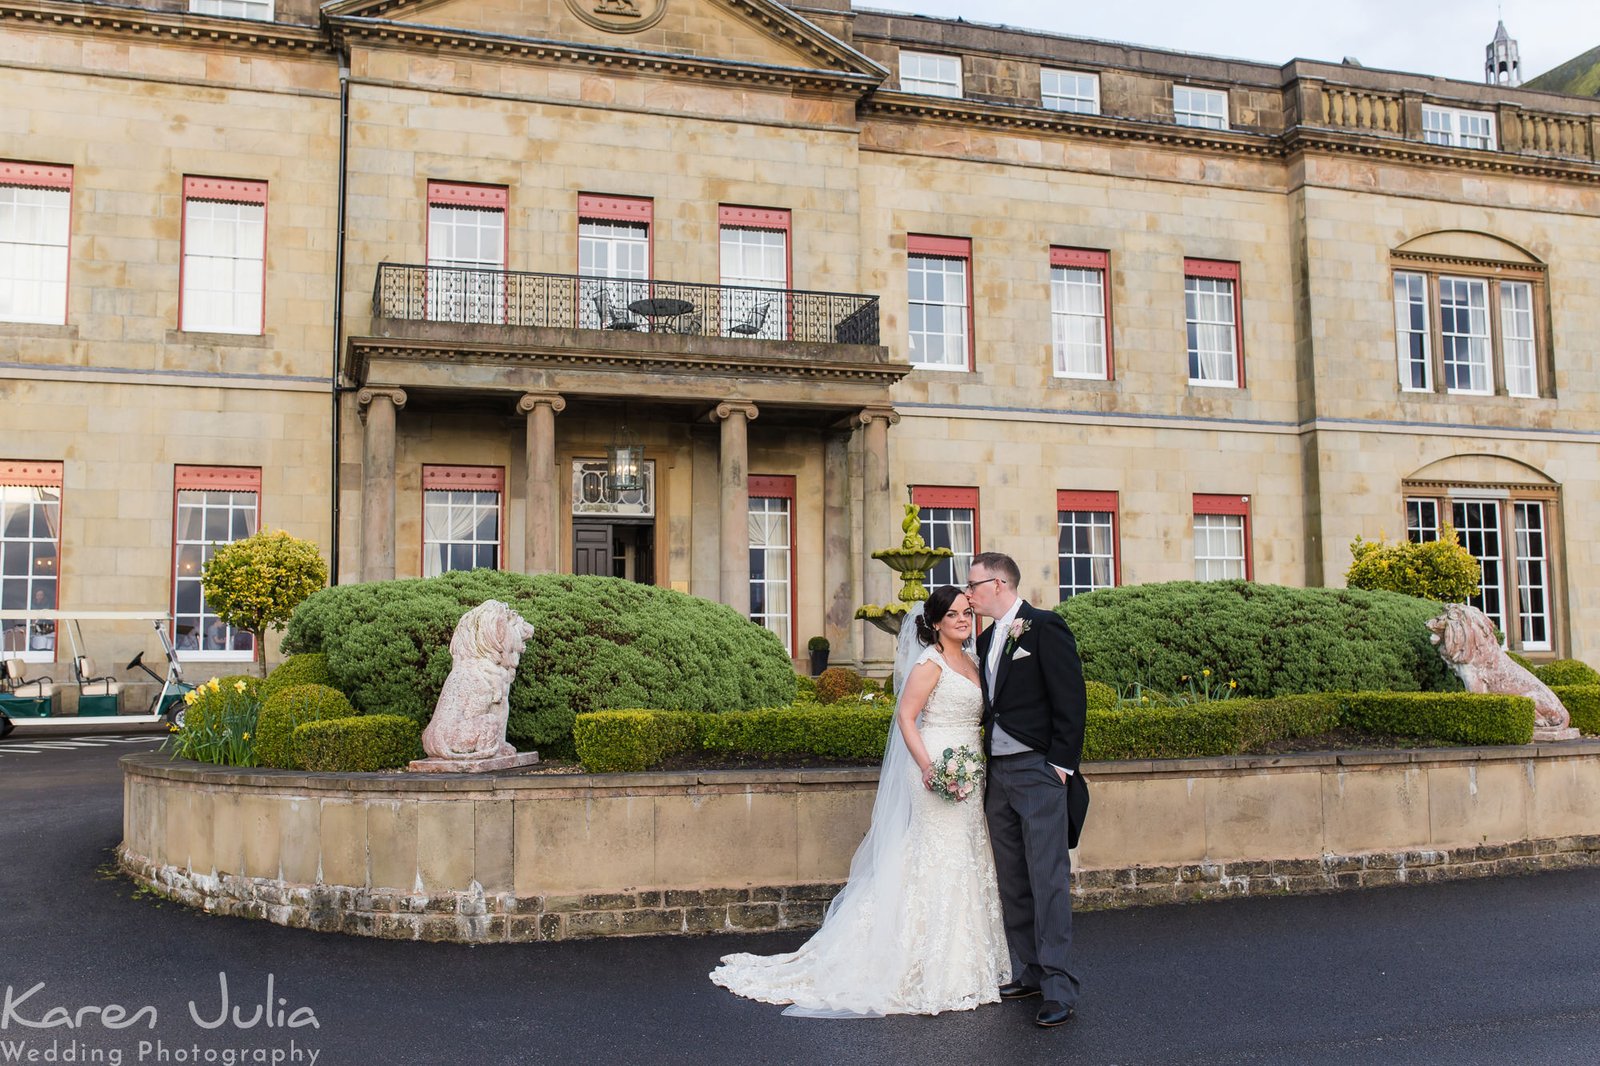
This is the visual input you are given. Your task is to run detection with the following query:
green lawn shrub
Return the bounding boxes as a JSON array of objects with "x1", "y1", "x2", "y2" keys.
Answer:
[
  {"x1": 1508, "y1": 651, "x2": 1536, "y2": 672},
  {"x1": 816, "y1": 667, "x2": 863, "y2": 705},
  {"x1": 1056, "y1": 581, "x2": 1457, "y2": 697},
  {"x1": 1552, "y1": 686, "x2": 1600, "y2": 735},
  {"x1": 293, "y1": 714, "x2": 421, "y2": 773},
  {"x1": 1345, "y1": 527, "x2": 1480, "y2": 603},
  {"x1": 794, "y1": 674, "x2": 819, "y2": 704},
  {"x1": 1535, "y1": 659, "x2": 1600, "y2": 688},
  {"x1": 255, "y1": 683, "x2": 357, "y2": 770},
  {"x1": 282, "y1": 571, "x2": 795, "y2": 758},
  {"x1": 1339, "y1": 692, "x2": 1534, "y2": 746},
  {"x1": 258, "y1": 653, "x2": 335, "y2": 705}
]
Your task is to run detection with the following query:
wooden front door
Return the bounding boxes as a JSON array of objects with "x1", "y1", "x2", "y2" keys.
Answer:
[{"x1": 572, "y1": 522, "x2": 612, "y2": 577}]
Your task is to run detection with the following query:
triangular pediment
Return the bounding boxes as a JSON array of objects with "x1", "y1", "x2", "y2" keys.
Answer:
[{"x1": 323, "y1": 0, "x2": 885, "y2": 82}]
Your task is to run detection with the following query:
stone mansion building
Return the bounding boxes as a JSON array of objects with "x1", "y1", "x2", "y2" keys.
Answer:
[{"x1": 3, "y1": 0, "x2": 1599, "y2": 689}]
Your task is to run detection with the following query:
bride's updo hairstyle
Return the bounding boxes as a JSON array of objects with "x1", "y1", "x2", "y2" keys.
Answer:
[{"x1": 914, "y1": 585, "x2": 963, "y2": 647}]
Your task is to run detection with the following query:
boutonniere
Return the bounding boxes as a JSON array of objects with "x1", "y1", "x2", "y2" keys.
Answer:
[{"x1": 1005, "y1": 619, "x2": 1031, "y2": 655}]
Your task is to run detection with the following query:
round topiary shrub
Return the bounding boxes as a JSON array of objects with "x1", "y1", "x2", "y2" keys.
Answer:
[
  {"x1": 258, "y1": 652, "x2": 335, "y2": 705},
  {"x1": 1536, "y1": 659, "x2": 1600, "y2": 687},
  {"x1": 282, "y1": 571, "x2": 796, "y2": 758},
  {"x1": 293, "y1": 714, "x2": 421, "y2": 773},
  {"x1": 255, "y1": 683, "x2": 357, "y2": 770},
  {"x1": 816, "y1": 666, "x2": 863, "y2": 705},
  {"x1": 1056, "y1": 581, "x2": 1458, "y2": 698}
]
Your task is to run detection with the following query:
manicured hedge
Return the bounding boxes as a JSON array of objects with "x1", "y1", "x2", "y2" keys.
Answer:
[
  {"x1": 1084, "y1": 681, "x2": 1118, "y2": 713},
  {"x1": 282, "y1": 571, "x2": 796, "y2": 758},
  {"x1": 1082, "y1": 694, "x2": 1344, "y2": 761},
  {"x1": 1536, "y1": 659, "x2": 1600, "y2": 688},
  {"x1": 576, "y1": 704, "x2": 893, "y2": 773},
  {"x1": 700, "y1": 705, "x2": 894, "y2": 759},
  {"x1": 1553, "y1": 686, "x2": 1600, "y2": 736},
  {"x1": 258, "y1": 653, "x2": 335, "y2": 705},
  {"x1": 293, "y1": 714, "x2": 422, "y2": 773},
  {"x1": 575, "y1": 689, "x2": 1539, "y2": 772},
  {"x1": 1339, "y1": 692, "x2": 1534, "y2": 746},
  {"x1": 255, "y1": 683, "x2": 357, "y2": 770},
  {"x1": 1056, "y1": 581, "x2": 1457, "y2": 697}
]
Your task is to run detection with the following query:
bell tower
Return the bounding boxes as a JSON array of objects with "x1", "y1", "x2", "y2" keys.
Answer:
[{"x1": 1486, "y1": 20, "x2": 1521, "y2": 86}]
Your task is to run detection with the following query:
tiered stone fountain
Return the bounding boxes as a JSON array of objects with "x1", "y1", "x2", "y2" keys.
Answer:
[{"x1": 854, "y1": 502, "x2": 954, "y2": 638}]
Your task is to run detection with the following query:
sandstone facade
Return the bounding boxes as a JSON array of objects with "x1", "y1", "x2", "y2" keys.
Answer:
[{"x1": 2, "y1": 0, "x2": 1597, "y2": 681}]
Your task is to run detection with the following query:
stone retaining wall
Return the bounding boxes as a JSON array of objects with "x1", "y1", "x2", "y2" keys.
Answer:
[{"x1": 118, "y1": 741, "x2": 1600, "y2": 941}]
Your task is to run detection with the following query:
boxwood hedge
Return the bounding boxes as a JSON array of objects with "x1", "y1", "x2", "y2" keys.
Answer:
[
  {"x1": 1056, "y1": 581, "x2": 1457, "y2": 697},
  {"x1": 282, "y1": 570, "x2": 796, "y2": 757},
  {"x1": 255, "y1": 683, "x2": 357, "y2": 770},
  {"x1": 1536, "y1": 659, "x2": 1600, "y2": 688},
  {"x1": 1553, "y1": 686, "x2": 1600, "y2": 736},
  {"x1": 293, "y1": 714, "x2": 422, "y2": 773}
]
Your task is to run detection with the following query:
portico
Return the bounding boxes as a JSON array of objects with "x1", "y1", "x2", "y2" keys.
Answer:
[{"x1": 344, "y1": 305, "x2": 910, "y2": 665}]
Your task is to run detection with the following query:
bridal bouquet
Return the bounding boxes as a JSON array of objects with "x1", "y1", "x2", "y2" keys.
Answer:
[{"x1": 929, "y1": 745, "x2": 984, "y2": 802}]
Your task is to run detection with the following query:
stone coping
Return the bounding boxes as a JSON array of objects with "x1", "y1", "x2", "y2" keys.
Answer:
[{"x1": 118, "y1": 739, "x2": 1600, "y2": 792}]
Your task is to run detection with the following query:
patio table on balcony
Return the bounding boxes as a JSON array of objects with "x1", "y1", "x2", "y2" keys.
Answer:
[{"x1": 628, "y1": 296, "x2": 698, "y2": 335}]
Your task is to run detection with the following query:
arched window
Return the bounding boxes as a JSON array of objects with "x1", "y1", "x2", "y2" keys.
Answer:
[{"x1": 1390, "y1": 231, "x2": 1548, "y2": 399}]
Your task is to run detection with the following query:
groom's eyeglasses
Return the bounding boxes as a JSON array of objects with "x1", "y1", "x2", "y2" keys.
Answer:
[{"x1": 964, "y1": 577, "x2": 1003, "y2": 592}]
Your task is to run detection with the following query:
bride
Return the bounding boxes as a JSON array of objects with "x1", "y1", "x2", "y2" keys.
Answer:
[{"x1": 710, "y1": 585, "x2": 1009, "y2": 1016}]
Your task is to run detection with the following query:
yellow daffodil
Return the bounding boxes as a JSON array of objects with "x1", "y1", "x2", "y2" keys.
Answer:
[
  {"x1": 207, "y1": 677, "x2": 221, "y2": 692},
  {"x1": 1229, "y1": 680, "x2": 1238, "y2": 689},
  {"x1": 242, "y1": 732, "x2": 251, "y2": 741},
  {"x1": 233, "y1": 680, "x2": 247, "y2": 693},
  {"x1": 1202, "y1": 668, "x2": 1212, "y2": 678}
]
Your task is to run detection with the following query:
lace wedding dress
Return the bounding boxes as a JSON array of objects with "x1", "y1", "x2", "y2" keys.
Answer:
[{"x1": 710, "y1": 645, "x2": 1009, "y2": 1016}]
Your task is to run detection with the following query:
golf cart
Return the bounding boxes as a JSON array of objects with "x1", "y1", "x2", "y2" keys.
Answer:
[{"x1": 0, "y1": 611, "x2": 193, "y2": 738}]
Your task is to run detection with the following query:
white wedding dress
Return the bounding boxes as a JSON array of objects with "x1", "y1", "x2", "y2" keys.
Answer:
[{"x1": 710, "y1": 645, "x2": 1010, "y2": 1016}]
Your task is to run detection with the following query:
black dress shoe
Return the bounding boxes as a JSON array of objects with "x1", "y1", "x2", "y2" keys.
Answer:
[
  {"x1": 1035, "y1": 1001, "x2": 1076, "y2": 1028},
  {"x1": 997, "y1": 979, "x2": 1041, "y2": 1000}
]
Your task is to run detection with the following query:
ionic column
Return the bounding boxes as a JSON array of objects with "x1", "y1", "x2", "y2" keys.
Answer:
[
  {"x1": 858, "y1": 405, "x2": 899, "y2": 665},
  {"x1": 713, "y1": 401, "x2": 759, "y2": 614},
  {"x1": 516, "y1": 391, "x2": 566, "y2": 575},
  {"x1": 357, "y1": 387, "x2": 407, "y2": 583}
]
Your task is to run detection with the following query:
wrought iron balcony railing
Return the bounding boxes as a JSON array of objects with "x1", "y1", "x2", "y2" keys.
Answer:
[{"x1": 373, "y1": 263, "x2": 881, "y2": 346}]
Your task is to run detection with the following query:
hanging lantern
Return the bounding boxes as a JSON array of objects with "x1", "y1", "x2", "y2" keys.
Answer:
[{"x1": 607, "y1": 423, "x2": 644, "y2": 493}]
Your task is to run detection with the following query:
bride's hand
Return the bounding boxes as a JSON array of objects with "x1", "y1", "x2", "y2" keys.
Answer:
[{"x1": 920, "y1": 764, "x2": 935, "y2": 789}]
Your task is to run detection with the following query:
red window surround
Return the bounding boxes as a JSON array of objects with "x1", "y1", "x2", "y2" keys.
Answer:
[
  {"x1": 170, "y1": 466, "x2": 262, "y2": 645},
  {"x1": 421, "y1": 465, "x2": 506, "y2": 573},
  {"x1": 719, "y1": 204, "x2": 793, "y2": 291},
  {"x1": 2, "y1": 162, "x2": 74, "y2": 326},
  {"x1": 174, "y1": 465, "x2": 263, "y2": 492},
  {"x1": 1051, "y1": 247, "x2": 1114, "y2": 380},
  {"x1": 180, "y1": 176, "x2": 268, "y2": 335},
  {"x1": 748, "y1": 474, "x2": 797, "y2": 658},
  {"x1": 1183, "y1": 257, "x2": 1245, "y2": 388},
  {"x1": 427, "y1": 181, "x2": 508, "y2": 210},
  {"x1": 1193, "y1": 492, "x2": 1253, "y2": 581},
  {"x1": 911, "y1": 485, "x2": 981, "y2": 558},
  {"x1": 1057, "y1": 489, "x2": 1121, "y2": 587},
  {"x1": 579, "y1": 193, "x2": 653, "y2": 224},
  {"x1": 0, "y1": 460, "x2": 64, "y2": 487},
  {"x1": 908, "y1": 234, "x2": 975, "y2": 371}
]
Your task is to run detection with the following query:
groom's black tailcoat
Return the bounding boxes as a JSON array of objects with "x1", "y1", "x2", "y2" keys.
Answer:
[{"x1": 977, "y1": 601, "x2": 1090, "y2": 848}]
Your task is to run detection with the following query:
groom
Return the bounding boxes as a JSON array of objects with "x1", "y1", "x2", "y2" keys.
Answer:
[{"x1": 967, "y1": 552, "x2": 1090, "y2": 1028}]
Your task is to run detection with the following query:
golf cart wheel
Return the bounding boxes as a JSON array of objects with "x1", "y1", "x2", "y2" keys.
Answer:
[
  {"x1": 165, "y1": 703, "x2": 187, "y2": 730},
  {"x1": 0, "y1": 714, "x2": 13, "y2": 740}
]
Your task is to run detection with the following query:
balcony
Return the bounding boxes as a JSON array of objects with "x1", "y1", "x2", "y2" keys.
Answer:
[{"x1": 372, "y1": 263, "x2": 880, "y2": 346}]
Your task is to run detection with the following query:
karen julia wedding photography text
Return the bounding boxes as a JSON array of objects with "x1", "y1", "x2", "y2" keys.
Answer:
[{"x1": 1, "y1": 973, "x2": 321, "y2": 1066}]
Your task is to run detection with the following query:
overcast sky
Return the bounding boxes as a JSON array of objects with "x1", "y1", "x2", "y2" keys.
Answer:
[{"x1": 860, "y1": 1, "x2": 1598, "y2": 86}]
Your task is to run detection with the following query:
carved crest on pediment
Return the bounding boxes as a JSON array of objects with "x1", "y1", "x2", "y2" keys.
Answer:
[{"x1": 566, "y1": 0, "x2": 667, "y2": 33}]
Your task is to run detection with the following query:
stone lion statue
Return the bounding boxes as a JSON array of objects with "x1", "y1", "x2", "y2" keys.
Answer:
[
  {"x1": 421, "y1": 600, "x2": 536, "y2": 762},
  {"x1": 1426, "y1": 603, "x2": 1576, "y2": 741}
]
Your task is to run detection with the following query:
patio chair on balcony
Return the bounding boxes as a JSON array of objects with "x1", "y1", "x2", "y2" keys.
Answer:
[
  {"x1": 728, "y1": 300, "x2": 773, "y2": 337},
  {"x1": 591, "y1": 292, "x2": 640, "y2": 331}
]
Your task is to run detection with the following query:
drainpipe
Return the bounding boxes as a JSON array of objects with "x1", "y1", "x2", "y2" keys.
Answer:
[{"x1": 329, "y1": 61, "x2": 351, "y2": 584}]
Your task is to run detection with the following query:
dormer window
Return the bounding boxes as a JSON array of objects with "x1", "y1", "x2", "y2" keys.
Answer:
[
  {"x1": 899, "y1": 52, "x2": 963, "y2": 98},
  {"x1": 1041, "y1": 69, "x2": 1100, "y2": 115},
  {"x1": 188, "y1": 0, "x2": 273, "y2": 19},
  {"x1": 1173, "y1": 86, "x2": 1229, "y2": 130},
  {"x1": 1422, "y1": 105, "x2": 1496, "y2": 150}
]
